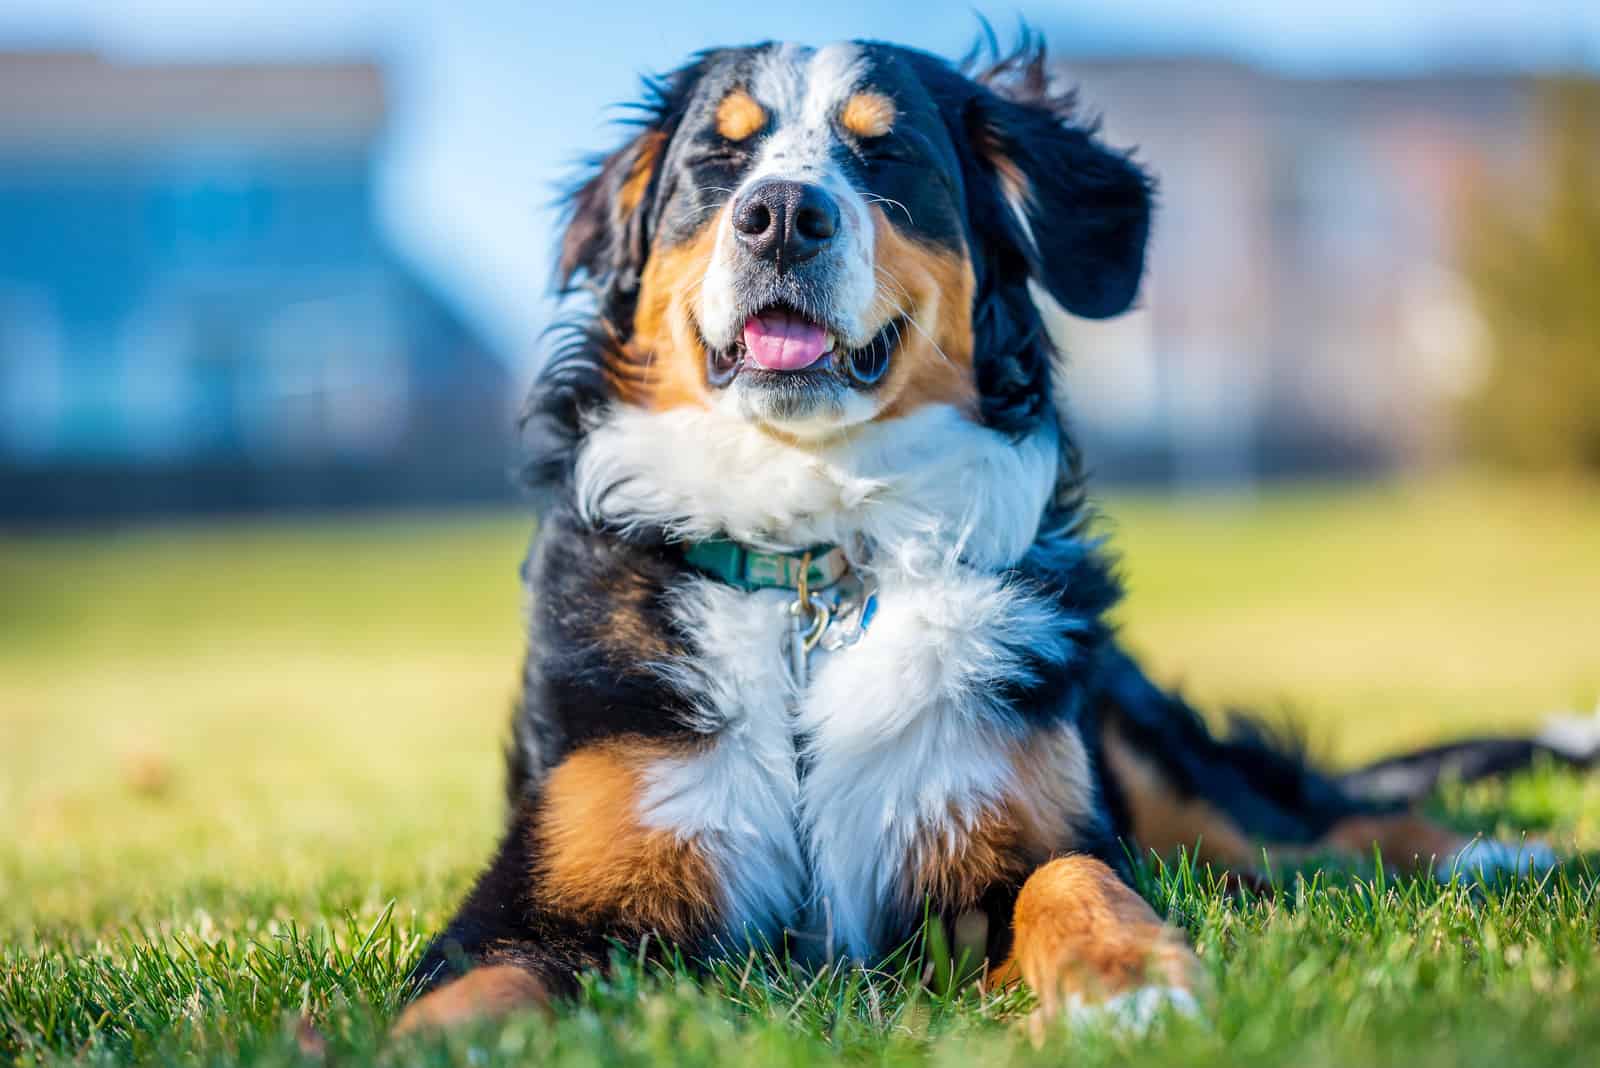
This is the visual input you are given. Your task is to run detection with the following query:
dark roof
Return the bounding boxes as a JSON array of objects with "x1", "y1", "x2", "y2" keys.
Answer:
[{"x1": 0, "y1": 50, "x2": 386, "y2": 150}]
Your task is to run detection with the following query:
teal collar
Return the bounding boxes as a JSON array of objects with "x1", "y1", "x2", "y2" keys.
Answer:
[{"x1": 680, "y1": 538, "x2": 850, "y2": 593}]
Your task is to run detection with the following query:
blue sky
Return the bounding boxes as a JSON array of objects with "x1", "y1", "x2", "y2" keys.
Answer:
[{"x1": 2, "y1": 1, "x2": 1596, "y2": 370}]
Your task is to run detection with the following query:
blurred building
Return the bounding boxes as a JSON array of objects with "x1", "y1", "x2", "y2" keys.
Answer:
[
  {"x1": 0, "y1": 48, "x2": 1561, "y2": 516},
  {"x1": 0, "y1": 51, "x2": 513, "y2": 521},
  {"x1": 1048, "y1": 55, "x2": 1540, "y2": 486}
]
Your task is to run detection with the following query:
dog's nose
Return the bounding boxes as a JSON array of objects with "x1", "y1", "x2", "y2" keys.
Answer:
[{"x1": 730, "y1": 179, "x2": 839, "y2": 270}]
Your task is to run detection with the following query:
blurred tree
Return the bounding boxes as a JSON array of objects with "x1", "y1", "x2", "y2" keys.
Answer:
[{"x1": 1458, "y1": 78, "x2": 1600, "y2": 475}]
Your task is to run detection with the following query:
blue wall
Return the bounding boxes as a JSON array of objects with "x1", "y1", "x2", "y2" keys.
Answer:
[{"x1": 0, "y1": 142, "x2": 513, "y2": 517}]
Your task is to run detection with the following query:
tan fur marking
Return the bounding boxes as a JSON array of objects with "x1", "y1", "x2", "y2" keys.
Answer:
[
  {"x1": 869, "y1": 207, "x2": 979, "y2": 418},
  {"x1": 617, "y1": 215, "x2": 723, "y2": 409},
  {"x1": 911, "y1": 803, "x2": 1033, "y2": 913},
  {"x1": 907, "y1": 728, "x2": 1095, "y2": 911},
  {"x1": 715, "y1": 89, "x2": 767, "y2": 142},
  {"x1": 992, "y1": 155, "x2": 1032, "y2": 214},
  {"x1": 602, "y1": 567, "x2": 678, "y2": 658},
  {"x1": 841, "y1": 91, "x2": 896, "y2": 139},
  {"x1": 992, "y1": 855, "x2": 1202, "y2": 1024},
  {"x1": 533, "y1": 738, "x2": 720, "y2": 943},
  {"x1": 1100, "y1": 723, "x2": 1260, "y2": 869},
  {"x1": 392, "y1": 965, "x2": 549, "y2": 1035},
  {"x1": 621, "y1": 206, "x2": 980, "y2": 419},
  {"x1": 1317, "y1": 814, "x2": 1467, "y2": 873},
  {"x1": 975, "y1": 120, "x2": 1033, "y2": 215},
  {"x1": 617, "y1": 130, "x2": 666, "y2": 219}
]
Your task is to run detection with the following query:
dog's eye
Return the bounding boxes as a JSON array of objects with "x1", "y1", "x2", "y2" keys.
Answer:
[
  {"x1": 855, "y1": 135, "x2": 915, "y2": 166},
  {"x1": 712, "y1": 130, "x2": 760, "y2": 152},
  {"x1": 686, "y1": 141, "x2": 753, "y2": 169}
]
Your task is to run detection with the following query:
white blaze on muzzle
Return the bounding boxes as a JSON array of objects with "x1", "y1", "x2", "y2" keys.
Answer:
[{"x1": 697, "y1": 43, "x2": 879, "y2": 353}]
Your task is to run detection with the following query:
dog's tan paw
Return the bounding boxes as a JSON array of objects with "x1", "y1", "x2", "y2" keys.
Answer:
[{"x1": 391, "y1": 965, "x2": 549, "y2": 1036}]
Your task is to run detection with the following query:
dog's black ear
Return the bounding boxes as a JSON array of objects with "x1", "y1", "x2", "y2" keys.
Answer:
[
  {"x1": 964, "y1": 46, "x2": 1153, "y2": 319},
  {"x1": 556, "y1": 56, "x2": 715, "y2": 321},
  {"x1": 557, "y1": 127, "x2": 667, "y2": 314}
]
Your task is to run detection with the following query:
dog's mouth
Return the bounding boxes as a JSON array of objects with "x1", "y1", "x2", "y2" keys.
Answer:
[{"x1": 705, "y1": 304, "x2": 901, "y2": 389}]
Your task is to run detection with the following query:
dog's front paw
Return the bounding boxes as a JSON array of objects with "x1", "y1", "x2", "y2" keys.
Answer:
[
  {"x1": 1027, "y1": 984, "x2": 1202, "y2": 1044},
  {"x1": 1440, "y1": 838, "x2": 1559, "y2": 883}
]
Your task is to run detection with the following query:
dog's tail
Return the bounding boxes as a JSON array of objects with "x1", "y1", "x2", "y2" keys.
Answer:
[
  {"x1": 1336, "y1": 710, "x2": 1600, "y2": 804},
  {"x1": 1089, "y1": 645, "x2": 1600, "y2": 843}
]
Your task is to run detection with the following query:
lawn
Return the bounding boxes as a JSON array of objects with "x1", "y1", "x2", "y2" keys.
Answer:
[{"x1": 2, "y1": 477, "x2": 1598, "y2": 1067}]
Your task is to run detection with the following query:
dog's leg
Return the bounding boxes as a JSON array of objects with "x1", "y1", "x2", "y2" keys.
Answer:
[
  {"x1": 394, "y1": 737, "x2": 726, "y2": 1036},
  {"x1": 1314, "y1": 813, "x2": 1557, "y2": 882},
  {"x1": 1091, "y1": 646, "x2": 1567, "y2": 883},
  {"x1": 993, "y1": 855, "x2": 1204, "y2": 1038}
]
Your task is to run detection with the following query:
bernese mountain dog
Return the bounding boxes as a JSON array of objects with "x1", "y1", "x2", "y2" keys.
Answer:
[{"x1": 394, "y1": 37, "x2": 1589, "y2": 1034}]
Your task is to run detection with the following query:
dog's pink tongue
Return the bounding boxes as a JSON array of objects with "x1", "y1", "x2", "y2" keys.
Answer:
[{"x1": 742, "y1": 310, "x2": 828, "y2": 371}]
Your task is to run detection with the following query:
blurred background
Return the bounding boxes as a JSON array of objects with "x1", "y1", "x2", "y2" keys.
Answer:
[
  {"x1": 0, "y1": 1, "x2": 1597, "y2": 518},
  {"x1": 2, "y1": 3, "x2": 1598, "y2": 936}
]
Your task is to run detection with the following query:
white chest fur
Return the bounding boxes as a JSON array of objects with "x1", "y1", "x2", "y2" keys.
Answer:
[
  {"x1": 577, "y1": 400, "x2": 1076, "y2": 957},
  {"x1": 636, "y1": 567, "x2": 1079, "y2": 960}
]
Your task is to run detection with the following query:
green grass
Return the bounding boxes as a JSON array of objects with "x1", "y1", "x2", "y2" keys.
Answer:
[{"x1": 3, "y1": 477, "x2": 1598, "y2": 1067}]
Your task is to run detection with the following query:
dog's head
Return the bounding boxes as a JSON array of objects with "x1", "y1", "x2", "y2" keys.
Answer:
[{"x1": 553, "y1": 37, "x2": 1152, "y2": 443}]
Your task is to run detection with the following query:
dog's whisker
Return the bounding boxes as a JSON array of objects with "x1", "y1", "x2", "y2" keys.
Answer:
[
  {"x1": 869, "y1": 273, "x2": 952, "y2": 368},
  {"x1": 870, "y1": 278, "x2": 912, "y2": 325},
  {"x1": 864, "y1": 194, "x2": 914, "y2": 225},
  {"x1": 872, "y1": 266, "x2": 915, "y2": 308},
  {"x1": 872, "y1": 270, "x2": 910, "y2": 299},
  {"x1": 900, "y1": 313, "x2": 954, "y2": 368}
]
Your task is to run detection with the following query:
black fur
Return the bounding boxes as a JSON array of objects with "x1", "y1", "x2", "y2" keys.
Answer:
[
  {"x1": 556, "y1": 53, "x2": 720, "y2": 324},
  {"x1": 516, "y1": 504, "x2": 700, "y2": 758},
  {"x1": 962, "y1": 34, "x2": 1153, "y2": 321},
  {"x1": 1086, "y1": 646, "x2": 1388, "y2": 846},
  {"x1": 896, "y1": 34, "x2": 1154, "y2": 434},
  {"x1": 410, "y1": 808, "x2": 612, "y2": 1000}
]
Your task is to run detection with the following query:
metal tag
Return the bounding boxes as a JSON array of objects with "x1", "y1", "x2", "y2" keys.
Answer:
[{"x1": 819, "y1": 587, "x2": 877, "y2": 652}]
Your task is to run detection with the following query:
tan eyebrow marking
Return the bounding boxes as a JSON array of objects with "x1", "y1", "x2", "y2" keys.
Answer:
[
  {"x1": 715, "y1": 88, "x2": 767, "y2": 142},
  {"x1": 841, "y1": 90, "x2": 896, "y2": 138}
]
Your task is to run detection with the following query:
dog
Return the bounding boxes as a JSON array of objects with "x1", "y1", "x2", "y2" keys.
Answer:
[{"x1": 394, "y1": 37, "x2": 1593, "y2": 1035}]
